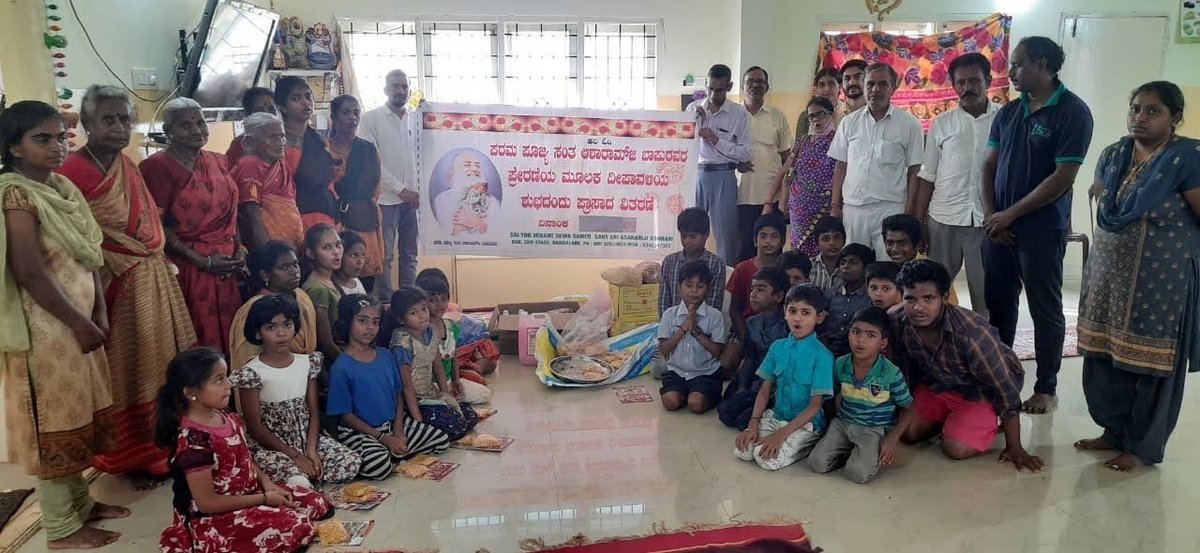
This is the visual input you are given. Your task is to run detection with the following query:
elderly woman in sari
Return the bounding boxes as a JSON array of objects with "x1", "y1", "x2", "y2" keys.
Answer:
[
  {"x1": 763, "y1": 96, "x2": 839, "y2": 255},
  {"x1": 327, "y1": 94, "x2": 384, "y2": 290},
  {"x1": 231, "y1": 112, "x2": 304, "y2": 251},
  {"x1": 139, "y1": 98, "x2": 245, "y2": 356},
  {"x1": 277, "y1": 76, "x2": 339, "y2": 229},
  {"x1": 57, "y1": 86, "x2": 197, "y2": 489},
  {"x1": 1, "y1": 100, "x2": 130, "y2": 549},
  {"x1": 1076, "y1": 81, "x2": 1200, "y2": 472},
  {"x1": 225, "y1": 86, "x2": 277, "y2": 169}
]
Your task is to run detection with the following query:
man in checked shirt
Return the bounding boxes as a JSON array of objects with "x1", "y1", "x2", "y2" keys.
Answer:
[{"x1": 889, "y1": 259, "x2": 1044, "y2": 471}]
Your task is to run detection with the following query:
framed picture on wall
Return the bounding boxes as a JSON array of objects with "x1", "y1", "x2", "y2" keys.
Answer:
[{"x1": 1180, "y1": 0, "x2": 1200, "y2": 43}]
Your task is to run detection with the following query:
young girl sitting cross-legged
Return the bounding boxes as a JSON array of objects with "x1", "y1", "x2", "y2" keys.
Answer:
[{"x1": 327, "y1": 294, "x2": 450, "y2": 480}]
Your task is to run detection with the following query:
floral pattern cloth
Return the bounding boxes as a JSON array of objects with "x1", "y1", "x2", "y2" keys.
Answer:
[
  {"x1": 817, "y1": 13, "x2": 1012, "y2": 131},
  {"x1": 229, "y1": 353, "x2": 361, "y2": 485},
  {"x1": 785, "y1": 133, "x2": 837, "y2": 256},
  {"x1": 161, "y1": 412, "x2": 331, "y2": 553}
]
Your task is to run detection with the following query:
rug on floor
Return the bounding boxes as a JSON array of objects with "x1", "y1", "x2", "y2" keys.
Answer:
[
  {"x1": 1012, "y1": 323, "x2": 1079, "y2": 361},
  {"x1": 518, "y1": 519, "x2": 815, "y2": 553},
  {"x1": 0, "y1": 489, "x2": 32, "y2": 531}
]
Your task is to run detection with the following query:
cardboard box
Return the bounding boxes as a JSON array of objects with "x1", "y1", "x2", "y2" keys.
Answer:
[
  {"x1": 609, "y1": 283, "x2": 660, "y2": 317},
  {"x1": 489, "y1": 301, "x2": 578, "y2": 354},
  {"x1": 610, "y1": 313, "x2": 659, "y2": 336}
]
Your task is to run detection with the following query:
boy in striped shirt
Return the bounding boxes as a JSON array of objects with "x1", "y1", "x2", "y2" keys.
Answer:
[{"x1": 807, "y1": 306, "x2": 915, "y2": 483}]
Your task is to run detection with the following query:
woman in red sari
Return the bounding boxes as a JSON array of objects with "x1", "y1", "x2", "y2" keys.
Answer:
[
  {"x1": 140, "y1": 98, "x2": 245, "y2": 357},
  {"x1": 230, "y1": 112, "x2": 304, "y2": 251},
  {"x1": 327, "y1": 95, "x2": 384, "y2": 289},
  {"x1": 58, "y1": 86, "x2": 198, "y2": 488},
  {"x1": 224, "y1": 87, "x2": 277, "y2": 170},
  {"x1": 276, "y1": 77, "x2": 339, "y2": 229}
]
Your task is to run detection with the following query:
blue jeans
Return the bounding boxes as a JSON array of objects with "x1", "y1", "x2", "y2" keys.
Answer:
[{"x1": 376, "y1": 202, "x2": 419, "y2": 299}]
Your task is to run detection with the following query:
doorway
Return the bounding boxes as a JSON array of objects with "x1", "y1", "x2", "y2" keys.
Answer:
[{"x1": 1057, "y1": 14, "x2": 1168, "y2": 275}]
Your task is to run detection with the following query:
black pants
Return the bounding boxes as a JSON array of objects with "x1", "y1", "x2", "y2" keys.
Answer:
[
  {"x1": 983, "y1": 228, "x2": 1066, "y2": 395},
  {"x1": 1082, "y1": 356, "x2": 1187, "y2": 465},
  {"x1": 737, "y1": 203, "x2": 782, "y2": 263}
]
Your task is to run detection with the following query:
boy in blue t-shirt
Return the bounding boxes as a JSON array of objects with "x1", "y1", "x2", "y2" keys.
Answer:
[
  {"x1": 808, "y1": 306, "x2": 915, "y2": 484},
  {"x1": 733, "y1": 284, "x2": 834, "y2": 471},
  {"x1": 718, "y1": 267, "x2": 790, "y2": 430}
]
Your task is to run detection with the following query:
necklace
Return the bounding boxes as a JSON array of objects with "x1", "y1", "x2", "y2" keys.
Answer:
[
  {"x1": 82, "y1": 146, "x2": 114, "y2": 173},
  {"x1": 1124, "y1": 134, "x2": 1173, "y2": 185}
]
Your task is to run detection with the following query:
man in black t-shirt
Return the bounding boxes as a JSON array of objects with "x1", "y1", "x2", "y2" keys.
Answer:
[{"x1": 980, "y1": 36, "x2": 1094, "y2": 415}]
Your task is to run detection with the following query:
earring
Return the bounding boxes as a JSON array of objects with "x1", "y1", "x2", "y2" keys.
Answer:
[{"x1": 189, "y1": 395, "x2": 197, "y2": 401}]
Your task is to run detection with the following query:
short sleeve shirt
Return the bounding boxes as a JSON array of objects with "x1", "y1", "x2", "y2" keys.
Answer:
[
  {"x1": 326, "y1": 347, "x2": 402, "y2": 427},
  {"x1": 987, "y1": 82, "x2": 1094, "y2": 231},
  {"x1": 827, "y1": 105, "x2": 925, "y2": 205},
  {"x1": 755, "y1": 333, "x2": 834, "y2": 427},
  {"x1": 657, "y1": 302, "x2": 726, "y2": 379},
  {"x1": 725, "y1": 258, "x2": 760, "y2": 318},
  {"x1": 834, "y1": 354, "x2": 913, "y2": 427}
]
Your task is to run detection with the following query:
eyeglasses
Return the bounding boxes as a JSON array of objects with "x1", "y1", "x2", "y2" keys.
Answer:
[{"x1": 808, "y1": 110, "x2": 832, "y2": 121}]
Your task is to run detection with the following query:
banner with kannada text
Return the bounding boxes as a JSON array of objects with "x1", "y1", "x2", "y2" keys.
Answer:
[{"x1": 418, "y1": 103, "x2": 698, "y2": 260}]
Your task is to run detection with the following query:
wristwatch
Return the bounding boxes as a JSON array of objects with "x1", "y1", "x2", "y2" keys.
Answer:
[{"x1": 690, "y1": 327, "x2": 703, "y2": 338}]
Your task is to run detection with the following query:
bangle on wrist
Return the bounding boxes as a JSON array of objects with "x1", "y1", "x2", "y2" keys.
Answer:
[
  {"x1": 204, "y1": 255, "x2": 212, "y2": 271},
  {"x1": 261, "y1": 492, "x2": 267, "y2": 505}
]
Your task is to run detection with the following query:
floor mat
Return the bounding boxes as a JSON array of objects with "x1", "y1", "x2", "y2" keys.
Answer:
[
  {"x1": 0, "y1": 489, "x2": 32, "y2": 532},
  {"x1": 1012, "y1": 323, "x2": 1079, "y2": 361}
]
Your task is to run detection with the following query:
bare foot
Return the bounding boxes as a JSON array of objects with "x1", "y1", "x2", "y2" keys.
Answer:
[
  {"x1": 1074, "y1": 436, "x2": 1118, "y2": 451},
  {"x1": 1022, "y1": 393, "x2": 1058, "y2": 414},
  {"x1": 121, "y1": 470, "x2": 168, "y2": 491},
  {"x1": 86, "y1": 502, "x2": 131, "y2": 522},
  {"x1": 47, "y1": 526, "x2": 121, "y2": 550},
  {"x1": 1102, "y1": 452, "x2": 1143, "y2": 472}
]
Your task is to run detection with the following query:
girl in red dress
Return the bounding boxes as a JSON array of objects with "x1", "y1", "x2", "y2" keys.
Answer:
[{"x1": 156, "y1": 347, "x2": 332, "y2": 553}]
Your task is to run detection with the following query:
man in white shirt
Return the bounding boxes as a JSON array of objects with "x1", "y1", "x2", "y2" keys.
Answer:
[
  {"x1": 915, "y1": 53, "x2": 998, "y2": 317},
  {"x1": 688, "y1": 64, "x2": 752, "y2": 267},
  {"x1": 736, "y1": 66, "x2": 793, "y2": 262},
  {"x1": 828, "y1": 62, "x2": 924, "y2": 256},
  {"x1": 358, "y1": 69, "x2": 421, "y2": 298}
]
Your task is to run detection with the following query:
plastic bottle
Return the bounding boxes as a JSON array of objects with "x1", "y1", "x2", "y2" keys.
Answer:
[{"x1": 518, "y1": 310, "x2": 549, "y2": 366}]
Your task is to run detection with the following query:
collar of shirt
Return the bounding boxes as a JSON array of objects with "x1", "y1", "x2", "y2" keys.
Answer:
[
  {"x1": 840, "y1": 354, "x2": 890, "y2": 385},
  {"x1": 671, "y1": 302, "x2": 716, "y2": 324},
  {"x1": 779, "y1": 331, "x2": 819, "y2": 349},
  {"x1": 1019, "y1": 81, "x2": 1067, "y2": 116},
  {"x1": 837, "y1": 285, "x2": 867, "y2": 298},
  {"x1": 961, "y1": 101, "x2": 1001, "y2": 119}
]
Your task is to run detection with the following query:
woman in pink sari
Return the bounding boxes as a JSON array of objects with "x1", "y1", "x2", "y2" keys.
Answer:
[
  {"x1": 59, "y1": 86, "x2": 197, "y2": 488},
  {"x1": 139, "y1": 98, "x2": 245, "y2": 356},
  {"x1": 230, "y1": 112, "x2": 304, "y2": 251},
  {"x1": 764, "y1": 96, "x2": 839, "y2": 256}
]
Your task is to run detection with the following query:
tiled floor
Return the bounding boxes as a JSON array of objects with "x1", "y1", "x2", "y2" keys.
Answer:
[{"x1": 11, "y1": 284, "x2": 1200, "y2": 553}]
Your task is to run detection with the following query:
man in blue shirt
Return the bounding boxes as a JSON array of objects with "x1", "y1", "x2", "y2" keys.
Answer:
[{"x1": 981, "y1": 36, "x2": 1093, "y2": 415}]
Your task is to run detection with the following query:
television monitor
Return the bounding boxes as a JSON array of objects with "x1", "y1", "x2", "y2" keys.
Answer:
[{"x1": 185, "y1": 0, "x2": 279, "y2": 109}]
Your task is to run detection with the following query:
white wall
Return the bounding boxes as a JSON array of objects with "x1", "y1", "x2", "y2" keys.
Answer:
[
  {"x1": 55, "y1": 0, "x2": 742, "y2": 100},
  {"x1": 742, "y1": 0, "x2": 1200, "y2": 92},
  {"x1": 58, "y1": 0, "x2": 207, "y2": 92}
]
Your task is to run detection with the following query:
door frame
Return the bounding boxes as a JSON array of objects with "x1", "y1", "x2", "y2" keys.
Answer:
[{"x1": 1058, "y1": 13, "x2": 1170, "y2": 69}]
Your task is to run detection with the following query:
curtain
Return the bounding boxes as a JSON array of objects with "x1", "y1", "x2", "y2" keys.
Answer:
[
  {"x1": 336, "y1": 21, "x2": 361, "y2": 100},
  {"x1": 816, "y1": 12, "x2": 1012, "y2": 130}
]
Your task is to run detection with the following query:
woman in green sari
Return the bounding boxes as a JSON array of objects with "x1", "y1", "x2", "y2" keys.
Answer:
[{"x1": 1076, "y1": 81, "x2": 1200, "y2": 471}]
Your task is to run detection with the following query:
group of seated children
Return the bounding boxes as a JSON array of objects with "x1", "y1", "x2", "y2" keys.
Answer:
[
  {"x1": 655, "y1": 209, "x2": 919, "y2": 484},
  {"x1": 155, "y1": 240, "x2": 501, "y2": 551}
]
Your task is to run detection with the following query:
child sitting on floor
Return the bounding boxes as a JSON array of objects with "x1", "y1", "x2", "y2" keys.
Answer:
[
  {"x1": 418, "y1": 267, "x2": 500, "y2": 376},
  {"x1": 809, "y1": 217, "x2": 846, "y2": 295},
  {"x1": 727, "y1": 213, "x2": 787, "y2": 340},
  {"x1": 328, "y1": 294, "x2": 449, "y2": 480},
  {"x1": 156, "y1": 348, "x2": 331, "y2": 553},
  {"x1": 387, "y1": 286, "x2": 481, "y2": 440},
  {"x1": 229, "y1": 240, "x2": 318, "y2": 370},
  {"x1": 655, "y1": 208, "x2": 726, "y2": 379},
  {"x1": 734, "y1": 284, "x2": 834, "y2": 471},
  {"x1": 332, "y1": 231, "x2": 370, "y2": 296},
  {"x1": 718, "y1": 267, "x2": 790, "y2": 430},
  {"x1": 819, "y1": 243, "x2": 874, "y2": 357},
  {"x1": 866, "y1": 261, "x2": 903, "y2": 311},
  {"x1": 776, "y1": 251, "x2": 812, "y2": 287},
  {"x1": 230, "y1": 295, "x2": 361, "y2": 488},
  {"x1": 416, "y1": 272, "x2": 493, "y2": 405},
  {"x1": 658, "y1": 260, "x2": 727, "y2": 414},
  {"x1": 808, "y1": 307, "x2": 915, "y2": 484}
]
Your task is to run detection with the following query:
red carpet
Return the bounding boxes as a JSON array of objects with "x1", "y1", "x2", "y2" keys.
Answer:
[{"x1": 521, "y1": 520, "x2": 815, "y2": 552}]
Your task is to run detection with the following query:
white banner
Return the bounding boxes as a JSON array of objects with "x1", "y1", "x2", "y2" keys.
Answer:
[{"x1": 418, "y1": 103, "x2": 698, "y2": 260}]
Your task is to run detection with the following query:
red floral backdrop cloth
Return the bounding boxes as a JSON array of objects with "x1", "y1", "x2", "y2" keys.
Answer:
[{"x1": 816, "y1": 13, "x2": 1012, "y2": 131}]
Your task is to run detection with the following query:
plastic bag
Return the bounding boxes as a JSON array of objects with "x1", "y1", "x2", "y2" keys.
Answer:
[
  {"x1": 535, "y1": 319, "x2": 658, "y2": 387},
  {"x1": 557, "y1": 287, "x2": 614, "y2": 355}
]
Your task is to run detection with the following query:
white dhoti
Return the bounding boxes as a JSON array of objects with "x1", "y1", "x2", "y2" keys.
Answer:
[{"x1": 733, "y1": 408, "x2": 824, "y2": 471}]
